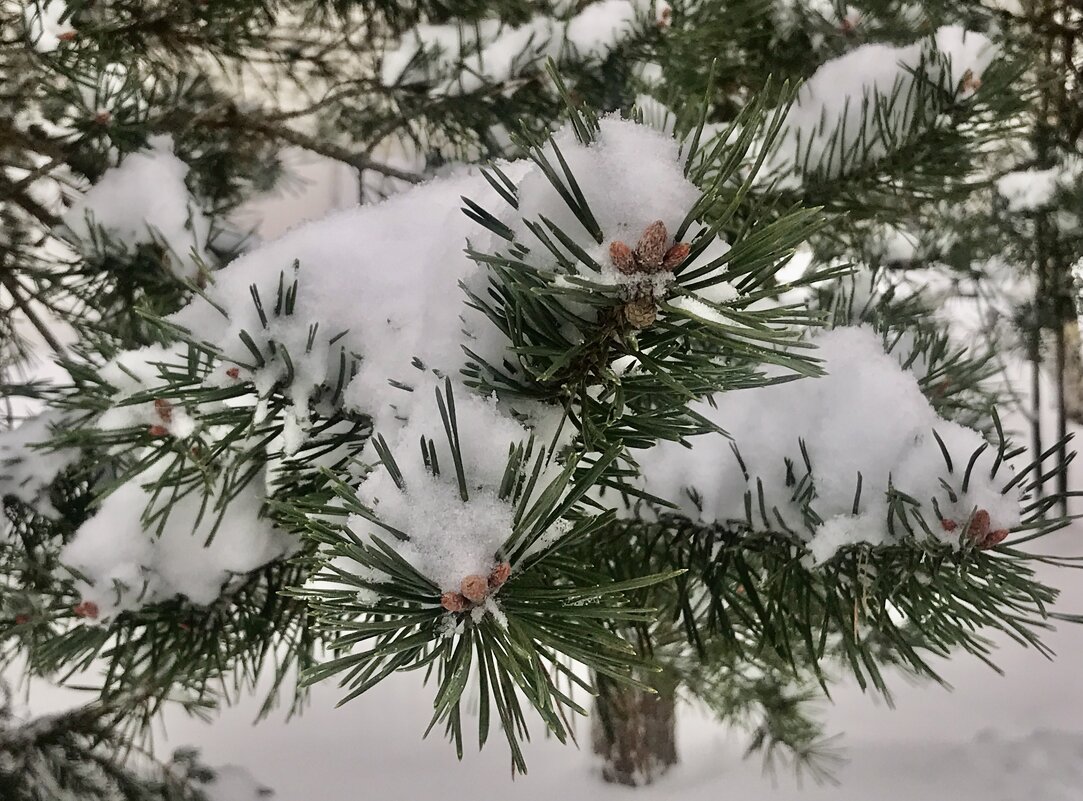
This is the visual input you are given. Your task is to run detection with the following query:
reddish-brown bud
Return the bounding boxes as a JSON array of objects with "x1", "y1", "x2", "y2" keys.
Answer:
[
  {"x1": 635, "y1": 220, "x2": 669, "y2": 272},
  {"x1": 661, "y1": 242, "x2": 690, "y2": 271},
  {"x1": 57, "y1": 31, "x2": 77, "y2": 42},
  {"x1": 148, "y1": 424, "x2": 169, "y2": 437},
  {"x1": 967, "y1": 509, "x2": 991, "y2": 543},
  {"x1": 609, "y1": 240, "x2": 637, "y2": 275},
  {"x1": 460, "y1": 575, "x2": 489, "y2": 604},
  {"x1": 941, "y1": 518, "x2": 958, "y2": 532},
  {"x1": 14, "y1": 614, "x2": 30, "y2": 625},
  {"x1": 488, "y1": 562, "x2": 512, "y2": 590},
  {"x1": 982, "y1": 529, "x2": 1009, "y2": 549},
  {"x1": 226, "y1": 366, "x2": 240, "y2": 379},
  {"x1": 153, "y1": 398, "x2": 173, "y2": 423},
  {"x1": 74, "y1": 600, "x2": 99, "y2": 620},
  {"x1": 440, "y1": 591, "x2": 469, "y2": 613}
]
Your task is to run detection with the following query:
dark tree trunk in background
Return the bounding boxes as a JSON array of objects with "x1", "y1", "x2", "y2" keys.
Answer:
[{"x1": 591, "y1": 678, "x2": 677, "y2": 786}]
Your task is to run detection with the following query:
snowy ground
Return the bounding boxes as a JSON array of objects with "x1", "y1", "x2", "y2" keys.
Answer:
[{"x1": 10, "y1": 152, "x2": 1083, "y2": 800}]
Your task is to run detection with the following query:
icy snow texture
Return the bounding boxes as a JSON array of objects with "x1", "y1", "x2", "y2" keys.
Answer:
[
  {"x1": 173, "y1": 116, "x2": 743, "y2": 586},
  {"x1": 173, "y1": 117, "x2": 732, "y2": 442},
  {"x1": 61, "y1": 468, "x2": 292, "y2": 618},
  {"x1": 62, "y1": 136, "x2": 211, "y2": 281},
  {"x1": 630, "y1": 326, "x2": 1019, "y2": 564},
  {"x1": 762, "y1": 26, "x2": 997, "y2": 186},
  {"x1": 349, "y1": 379, "x2": 541, "y2": 590},
  {"x1": 0, "y1": 412, "x2": 80, "y2": 516},
  {"x1": 381, "y1": 0, "x2": 646, "y2": 95}
]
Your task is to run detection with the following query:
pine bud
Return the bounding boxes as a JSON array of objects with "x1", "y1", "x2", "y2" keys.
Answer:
[
  {"x1": 148, "y1": 424, "x2": 169, "y2": 437},
  {"x1": 226, "y1": 366, "x2": 240, "y2": 379},
  {"x1": 661, "y1": 242, "x2": 690, "y2": 271},
  {"x1": 74, "y1": 600, "x2": 99, "y2": 620},
  {"x1": 959, "y1": 69, "x2": 981, "y2": 94},
  {"x1": 57, "y1": 31, "x2": 77, "y2": 42},
  {"x1": 982, "y1": 529, "x2": 1009, "y2": 549},
  {"x1": 153, "y1": 398, "x2": 173, "y2": 423},
  {"x1": 635, "y1": 220, "x2": 669, "y2": 272},
  {"x1": 624, "y1": 296, "x2": 657, "y2": 329},
  {"x1": 440, "y1": 592, "x2": 468, "y2": 613},
  {"x1": 14, "y1": 614, "x2": 30, "y2": 625},
  {"x1": 461, "y1": 575, "x2": 489, "y2": 604},
  {"x1": 940, "y1": 518, "x2": 957, "y2": 532},
  {"x1": 609, "y1": 241, "x2": 637, "y2": 274},
  {"x1": 966, "y1": 509, "x2": 991, "y2": 544},
  {"x1": 488, "y1": 562, "x2": 511, "y2": 590}
]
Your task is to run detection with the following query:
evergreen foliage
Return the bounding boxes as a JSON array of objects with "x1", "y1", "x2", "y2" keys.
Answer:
[{"x1": 2, "y1": 0, "x2": 1081, "y2": 792}]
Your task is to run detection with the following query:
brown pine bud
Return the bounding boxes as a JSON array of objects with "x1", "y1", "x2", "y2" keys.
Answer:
[
  {"x1": 93, "y1": 110, "x2": 111, "y2": 126},
  {"x1": 226, "y1": 366, "x2": 240, "y2": 379},
  {"x1": 74, "y1": 600, "x2": 99, "y2": 620},
  {"x1": 661, "y1": 242, "x2": 690, "y2": 271},
  {"x1": 624, "y1": 296, "x2": 657, "y2": 329},
  {"x1": 440, "y1": 592, "x2": 468, "y2": 613},
  {"x1": 153, "y1": 398, "x2": 173, "y2": 423},
  {"x1": 635, "y1": 220, "x2": 669, "y2": 272},
  {"x1": 609, "y1": 240, "x2": 637, "y2": 275},
  {"x1": 940, "y1": 518, "x2": 957, "y2": 532},
  {"x1": 960, "y1": 69, "x2": 981, "y2": 94},
  {"x1": 982, "y1": 529, "x2": 1009, "y2": 549},
  {"x1": 966, "y1": 509, "x2": 991, "y2": 544},
  {"x1": 57, "y1": 31, "x2": 77, "y2": 42},
  {"x1": 461, "y1": 575, "x2": 489, "y2": 604},
  {"x1": 488, "y1": 562, "x2": 511, "y2": 590},
  {"x1": 14, "y1": 614, "x2": 30, "y2": 625},
  {"x1": 148, "y1": 424, "x2": 169, "y2": 437}
]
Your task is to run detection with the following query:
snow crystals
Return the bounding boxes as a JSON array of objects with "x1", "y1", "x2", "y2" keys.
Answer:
[
  {"x1": 382, "y1": 1, "x2": 649, "y2": 95},
  {"x1": 61, "y1": 465, "x2": 292, "y2": 619},
  {"x1": 0, "y1": 412, "x2": 80, "y2": 517},
  {"x1": 628, "y1": 326, "x2": 1020, "y2": 565},
  {"x1": 762, "y1": 25, "x2": 998, "y2": 186},
  {"x1": 61, "y1": 136, "x2": 212, "y2": 282}
]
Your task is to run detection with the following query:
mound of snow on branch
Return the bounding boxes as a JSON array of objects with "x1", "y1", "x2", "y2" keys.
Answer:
[
  {"x1": 630, "y1": 326, "x2": 1020, "y2": 564},
  {"x1": 62, "y1": 136, "x2": 212, "y2": 281}
]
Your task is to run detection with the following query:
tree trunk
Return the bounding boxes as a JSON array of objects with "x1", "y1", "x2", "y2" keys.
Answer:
[{"x1": 591, "y1": 678, "x2": 677, "y2": 786}]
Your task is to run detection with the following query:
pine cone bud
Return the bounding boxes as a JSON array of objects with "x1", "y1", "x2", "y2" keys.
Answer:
[
  {"x1": 609, "y1": 241, "x2": 637, "y2": 275},
  {"x1": 488, "y1": 562, "x2": 511, "y2": 590},
  {"x1": 14, "y1": 614, "x2": 30, "y2": 625},
  {"x1": 440, "y1": 592, "x2": 468, "y2": 613},
  {"x1": 635, "y1": 220, "x2": 669, "y2": 272},
  {"x1": 153, "y1": 398, "x2": 173, "y2": 423},
  {"x1": 226, "y1": 366, "x2": 240, "y2": 379},
  {"x1": 74, "y1": 600, "x2": 99, "y2": 620},
  {"x1": 148, "y1": 424, "x2": 169, "y2": 437},
  {"x1": 661, "y1": 242, "x2": 690, "y2": 271},
  {"x1": 982, "y1": 529, "x2": 1009, "y2": 549},
  {"x1": 460, "y1": 575, "x2": 489, "y2": 604},
  {"x1": 57, "y1": 31, "x2": 77, "y2": 42},
  {"x1": 624, "y1": 296, "x2": 657, "y2": 329},
  {"x1": 940, "y1": 518, "x2": 957, "y2": 532},
  {"x1": 967, "y1": 509, "x2": 991, "y2": 543},
  {"x1": 959, "y1": 69, "x2": 981, "y2": 94}
]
